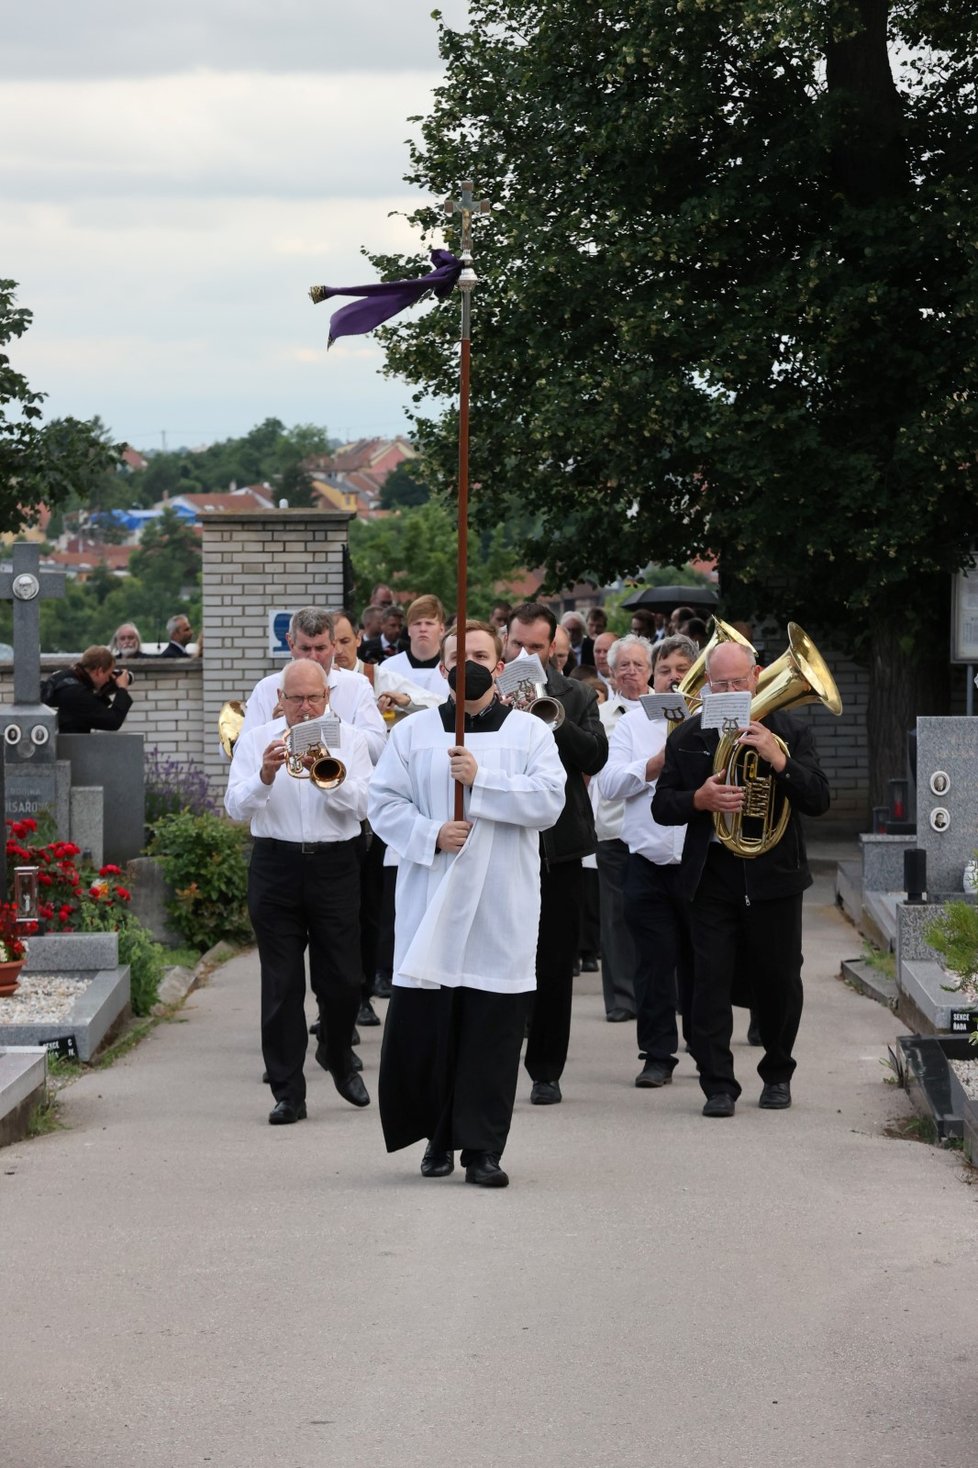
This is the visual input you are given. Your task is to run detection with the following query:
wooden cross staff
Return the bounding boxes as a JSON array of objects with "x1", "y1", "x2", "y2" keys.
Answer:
[{"x1": 443, "y1": 179, "x2": 491, "y2": 819}]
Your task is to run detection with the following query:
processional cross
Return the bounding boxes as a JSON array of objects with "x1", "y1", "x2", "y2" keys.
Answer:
[{"x1": 442, "y1": 180, "x2": 491, "y2": 816}]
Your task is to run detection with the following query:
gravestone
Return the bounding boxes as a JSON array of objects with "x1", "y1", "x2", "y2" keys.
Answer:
[
  {"x1": 58, "y1": 735, "x2": 145, "y2": 865},
  {"x1": 915, "y1": 716, "x2": 978, "y2": 895},
  {"x1": 0, "y1": 545, "x2": 64, "y2": 842}
]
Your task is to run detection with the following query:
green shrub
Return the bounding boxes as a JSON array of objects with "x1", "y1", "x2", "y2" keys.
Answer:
[
  {"x1": 925, "y1": 900, "x2": 978, "y2": 997},
  {"x1": 147, "y1": 811, "x2": 252, "y2": 952}
]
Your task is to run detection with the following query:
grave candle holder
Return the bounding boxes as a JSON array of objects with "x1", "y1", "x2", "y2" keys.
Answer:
[{"x1": 13, "y1": 865, "x2": 40, "y2": 931}]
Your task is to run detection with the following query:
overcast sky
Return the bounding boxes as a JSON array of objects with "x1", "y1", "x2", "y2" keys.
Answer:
[{"x1": 0, "y1": 1, "x2": 470, "y2": 455}]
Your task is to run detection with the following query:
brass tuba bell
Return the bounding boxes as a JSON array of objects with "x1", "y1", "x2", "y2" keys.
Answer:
[
  {"x1": 218, "y1": 699, "x2": 247, "y2": 758},
  {"x1": 677, "y1": 617, "x2": 757, "y2": 715},
  {"x1": 713, "y1": 622, "x2": 841, "y2": 858}
]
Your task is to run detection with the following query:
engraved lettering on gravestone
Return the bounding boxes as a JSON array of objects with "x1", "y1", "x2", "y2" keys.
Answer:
[
  {"x1": 950, "y1": 1009, "x2": 978, "y2": 1034},
  {"x1": 930, "y1": 807, "x2": 950, "y2": 832},
  {"x1": 929, "y1": 770, "x2": 950, "y2": 796}
]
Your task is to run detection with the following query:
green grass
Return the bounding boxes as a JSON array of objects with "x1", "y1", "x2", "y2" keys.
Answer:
[
  {"x1": 163, "y1": 946, "x2": 201, "y2": 970},
  {"x1": 861, "y1": 940, "x2": 896, "y2": 981},
  {"x1": 27, "y1": 1093, "x2": 65, "y2": 1137}
]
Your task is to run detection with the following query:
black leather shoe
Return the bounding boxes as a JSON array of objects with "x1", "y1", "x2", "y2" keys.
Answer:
[
  {"x1": 759, "y1": 1081, "x2": 791, "y2": 1109},
  {"x1": 268, "y1": 1099, "x2": 307, "y2": 1125},
  {"x1": 372, "y1": 973, "x2": 393, "y2": 999},
  {"x1": 262, "y1": 1070, "x2": 269, "y2": 1084},
  {"x1": 702, "y1": 1093, "x2": 736, "y2": 1117},
  {"x1": 351, "y1": 1026, "x2": 360, "y2": 1046},
  {"x1": 316, "y1": 1041, "x2": 362, "y2": 1074},
  {"x1": 747, "y1": 1012, "x2": 763, "y2": 1046},
  {"x1": 357, "y1": 1000, "x2": 381, "y2": 1027},
  {"x1": 464, "y1": 1152, "x2": 509, "y2": 1188},
  {"x1": 530, "y1": 1079, "x2": 562, "y2": 1105},
  {"x1": 635, "y1": 1060, "x2": 673, "y2": 1088},
  {"x1": 331, "y1": 1069, "x2": 370, "y2": 1107},
  {"x1": 607, "y1": 1007, "x2": 636, "y2": 1022},
  {"x1": 309, "y1": 1020, "x2": 320, "y2": 1037},
  {"x1": 420, "y1": 1144, "x2": 454, "y2": 1178},
  {"x1": 581, "y1": 957, "x2": 599, "y2": 972}
]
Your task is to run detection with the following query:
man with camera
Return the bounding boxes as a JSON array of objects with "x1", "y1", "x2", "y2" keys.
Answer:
[{"x1": 42, "y1": 646, "x2": 134, "y2": 734}]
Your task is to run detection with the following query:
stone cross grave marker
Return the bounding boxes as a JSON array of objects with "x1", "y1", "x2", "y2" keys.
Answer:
[{"x1": 0, "y1": 543, "x2": 65, "y2": 840}]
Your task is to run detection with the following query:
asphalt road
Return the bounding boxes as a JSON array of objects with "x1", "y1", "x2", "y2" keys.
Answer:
[{"x1": 2, "y1": 869, "x2": 977, "y2": 1468}]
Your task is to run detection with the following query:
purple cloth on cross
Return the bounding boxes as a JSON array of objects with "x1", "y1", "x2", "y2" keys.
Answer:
[{"x1": 312, "y1": 249, "x2": 462, "y2": 346}]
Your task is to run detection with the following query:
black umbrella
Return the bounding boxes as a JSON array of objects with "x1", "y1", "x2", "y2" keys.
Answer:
[{"x1": 621, "y1": 584, "x2": 719, "y2": 613}]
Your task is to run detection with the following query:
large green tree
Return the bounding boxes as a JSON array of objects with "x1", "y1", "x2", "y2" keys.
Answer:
[
  {"x1": 0, "y1": 280, "x2": 117, "y2": 532},
  {"x1": 372, "y1": 1, "x2": 978, "y2": 804}
]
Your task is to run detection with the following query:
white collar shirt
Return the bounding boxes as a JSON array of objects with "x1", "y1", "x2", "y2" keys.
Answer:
[
  {"x1": 225, "y1": 716, "x2": 372, "y2": 841},
  {"x1": 596, "y1": 706, "x2": 686, "y2": 864}
]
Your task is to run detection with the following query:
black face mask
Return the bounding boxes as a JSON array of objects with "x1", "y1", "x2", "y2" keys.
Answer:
[{"x1": 447, "y1": 660, "x2": 495, "y2": 700}]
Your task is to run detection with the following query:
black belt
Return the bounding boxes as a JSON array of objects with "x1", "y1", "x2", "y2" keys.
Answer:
[{"x1": 254, "y1": 836, "x2": 356, "y2": 856}]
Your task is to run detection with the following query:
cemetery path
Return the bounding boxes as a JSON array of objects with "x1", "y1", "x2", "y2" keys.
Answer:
[{"x1": 2, "y1": 862, "x2": 977, "y2": 1468}]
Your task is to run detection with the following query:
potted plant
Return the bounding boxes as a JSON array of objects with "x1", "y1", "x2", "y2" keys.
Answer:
[{"x1": 0, "y1": 901, "x2": 33, "y2": 996}]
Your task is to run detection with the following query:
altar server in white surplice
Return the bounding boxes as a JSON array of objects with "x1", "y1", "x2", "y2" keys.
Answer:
[{"x1": 367, "y1": 621, "x2": 565, "y2": 1189}]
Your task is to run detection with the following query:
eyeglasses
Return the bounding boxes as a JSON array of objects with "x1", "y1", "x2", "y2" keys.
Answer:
[
  {"x1": 708, "y1": 677, "x2": 752, "y2": 692},
  {"x1": 281, "y1": 693, "x2": 327, "y2": 706}
]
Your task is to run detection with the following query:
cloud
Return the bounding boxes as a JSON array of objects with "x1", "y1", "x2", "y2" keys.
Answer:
[
  {"x1": 0, "y1": 70, "x2": 436, "y2": 203},
  {"x1": 0, "y1": 2, "x2": 470, "y2": 448},
  {"x1": 2, "y1": 0, "x2": 471, "y2": 80}
]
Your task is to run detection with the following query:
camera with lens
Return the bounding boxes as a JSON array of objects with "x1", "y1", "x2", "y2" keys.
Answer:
[{"x1": 111, "y1": 668, "x2": 136, "y2": 687}]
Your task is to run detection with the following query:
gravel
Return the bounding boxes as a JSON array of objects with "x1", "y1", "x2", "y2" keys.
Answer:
[
  {"x1": 0, "y1": 974, "x2": 92, "y2": 1025},
  {"x1": 951, "y1": 1057, "x2": 978, "y2": 1101}
]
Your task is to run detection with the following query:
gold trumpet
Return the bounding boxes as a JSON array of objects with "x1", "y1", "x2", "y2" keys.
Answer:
[
  {"x1": 713, "y1": 622, "x2": 841, "y2": 858},
  {"x1": 282, "y1": 719, "x2": 346, "y2": 791}
]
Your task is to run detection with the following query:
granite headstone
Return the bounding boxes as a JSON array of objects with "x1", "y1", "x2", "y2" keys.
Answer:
[{"x1": 915, "y1": 716, "x2": 978, "y2": 895}]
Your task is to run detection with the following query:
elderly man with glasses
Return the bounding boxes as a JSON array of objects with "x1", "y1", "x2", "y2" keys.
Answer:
[
  {"x1": 651, "y1": 639, "x2": 830, "y2": 1119},
  {"x1": 225, "y1": 659, "x2": 374, "y2": 1125}
]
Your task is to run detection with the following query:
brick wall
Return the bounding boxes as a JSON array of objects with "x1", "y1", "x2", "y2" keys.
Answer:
[{"x1": 198, "y1": 510, "x2": 351, "y2": 798}]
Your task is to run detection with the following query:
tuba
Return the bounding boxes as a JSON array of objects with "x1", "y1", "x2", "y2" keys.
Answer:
[
  {"x1": 218, "y1": 699, "x2": 247, "y2": 758},
  {"x1": 713, "y1": 622, "x2": 841, "y2": 858},
  {"x1": 282, "y1": 717, "x2": 346, "y2": 791}
]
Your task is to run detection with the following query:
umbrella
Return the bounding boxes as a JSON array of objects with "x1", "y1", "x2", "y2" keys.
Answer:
[{"x1": 621, "y1": 584, "x2": 719, "y2": 613}]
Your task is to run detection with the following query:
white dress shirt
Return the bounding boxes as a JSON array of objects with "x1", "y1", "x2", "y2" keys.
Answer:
[
  {"x1": 240, "y1": 663, "x2": 387, "y2": 764},
  {"x1": 225, "y1": 716, "x2": 372, "y2": 841},
  {"x1": 381, "y1": 651, "x2": 450, "y2": 700},
  {"x1": 596, "y1": 706, "x2": 686, "y2": 865}
]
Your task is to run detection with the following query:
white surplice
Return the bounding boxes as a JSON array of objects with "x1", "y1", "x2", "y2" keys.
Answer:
[{"x1": 367, "y1": 706, "x2": 566, "y2": 993}]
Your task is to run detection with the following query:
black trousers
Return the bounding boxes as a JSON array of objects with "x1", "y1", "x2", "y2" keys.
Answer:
[
  {"x1": 249, "y1": 838, "x2": 362, "y2": 1106},
  {"x1": 524, "y1": 859, "x2": 583, "y2": 1083},
  {"x1": 379, "y1": 986, "x2": 530, "y2": 1161},
  {"x1": 595, "y1": 837, "x2": 638, "y2": 1016},
  {"x1": 357, "y1": 826, "x2": 385, "y2": 1001},
  {"x1": 622, "y1": 854, "x2": 693, "y2": 1068},
  {"x1": 689, "y1": 846, "x2": 804, "y2": 1100}
]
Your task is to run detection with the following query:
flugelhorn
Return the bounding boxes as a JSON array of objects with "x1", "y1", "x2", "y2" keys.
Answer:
[
  {"x1": 282, "y1": 718, "x2": 346, "y2": 791},
  {"x1": 509, "y1": 679, "x2": 565, "y2": 729},
  {"x1": 713, "y1": 622, "x2": 841, "y2": 859}
]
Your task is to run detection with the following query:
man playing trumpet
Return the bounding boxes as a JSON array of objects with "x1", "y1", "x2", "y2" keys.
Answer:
[
  {"x1": 225, "y1": 660, "x2": 374, "y2": 1124},
  {"x1": 651, "y1": 639, "x2": 830, "y2": 1118}
]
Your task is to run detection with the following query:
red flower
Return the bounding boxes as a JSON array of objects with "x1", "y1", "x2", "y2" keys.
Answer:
[
  {"x1": 37, "y1": 872, "x2": 53, "y2": 887},
  {"x1": 99, "y1": 864, "x2": 122, "y2": 876},
  {"x1": 115, "y1": 886, "x2": 132, "y2": 902}
]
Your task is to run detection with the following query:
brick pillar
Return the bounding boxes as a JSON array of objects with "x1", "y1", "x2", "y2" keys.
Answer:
[{"x1": 198, "y1": 510, "x2": 352, "y2": 797}]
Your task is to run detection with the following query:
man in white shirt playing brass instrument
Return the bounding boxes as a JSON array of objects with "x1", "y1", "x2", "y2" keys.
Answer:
[{"x1": 225, "y1": 659, "x2": 373, "y2": 1125}]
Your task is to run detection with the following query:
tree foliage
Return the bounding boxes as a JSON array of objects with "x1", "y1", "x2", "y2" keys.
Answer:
[
  {"x1": 369, "y1": 0, "x2": 978, "y2": 799},
  {"x1": 348, "y1": 498, "x2": 522, "y2": 615},
  {"x1": 0, "y1": 280, "x2": 119, "y2": 534},
  {"x1": 139, "y1": 419, "x2": 335, "y2": 499}
]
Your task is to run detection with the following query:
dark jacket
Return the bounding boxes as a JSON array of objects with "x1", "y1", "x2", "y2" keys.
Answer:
[
  {"x1": 650, "y1": 709, "x2": 829, "y2": 902},
  {"x1": 158, "y1": 640, "x2": 190, "y2": 659},
  {"x1": 540, "y1": 665, "x2": 608, "y2": 865},
  {"x1": 360, "y1": 636, "x2": 400, "y2": 665},
  {"x1": 43, "y1": 668, "x2": 133, "y2": 734}
]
